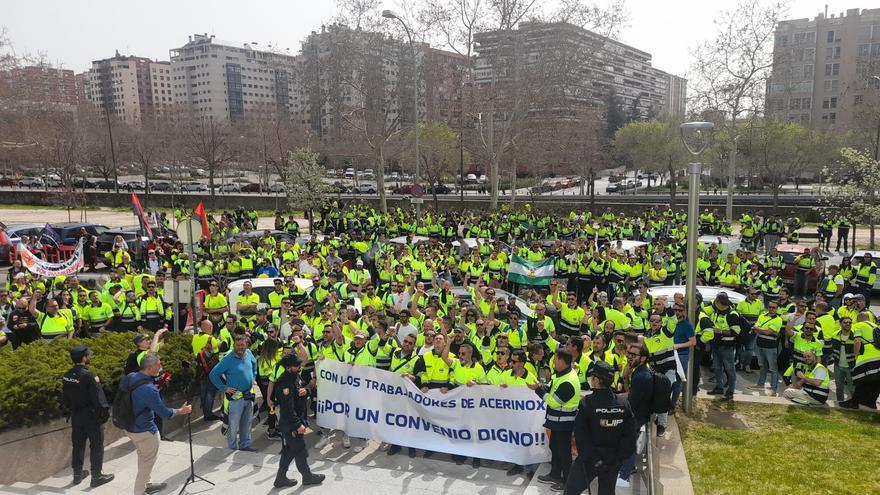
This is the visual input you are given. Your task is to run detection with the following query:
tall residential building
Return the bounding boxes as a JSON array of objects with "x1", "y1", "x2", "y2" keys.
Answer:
[
  {"x1": 767, "y1": 8, "x2": 880, "y2": 130},
  {"x1": 170, "y1": 34, "x2": 297, "y2": 121},
  {"x1": 86, "y1": 52, "x2": 171, "y2": 124},
  {"x1": 472, "y1": 21, "x2": 687, "y2": 119},
  {"x1": 293, "y1": 24, "x2": 423, "y2": 141},
  {"x1": 0, "y1": 65, "x2": 86, "y2": 107}
]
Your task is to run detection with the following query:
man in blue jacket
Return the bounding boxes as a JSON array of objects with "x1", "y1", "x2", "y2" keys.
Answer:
[
  {"x1": 127, "y1": 352, "x2": 192, "y2": 495},
  {"x1": 210, "y1": 333, "x2": 258, "y2": 451}
]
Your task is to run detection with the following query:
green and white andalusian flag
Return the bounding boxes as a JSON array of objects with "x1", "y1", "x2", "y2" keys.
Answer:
[{"x1": 507, "y1": 255, "x2": 555, "y2": 286}]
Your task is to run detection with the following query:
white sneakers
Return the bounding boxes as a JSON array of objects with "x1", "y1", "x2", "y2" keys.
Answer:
[{"x1": 616, "y1": 477, "x2": 631, "y2": 488}]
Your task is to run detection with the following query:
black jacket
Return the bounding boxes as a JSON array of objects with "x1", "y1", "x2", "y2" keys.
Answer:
[
  {"x1": 627, "y1": 364, "x2": 654, "y2": 424},
  {"x1": 574, "y1": 388, "x2": 636, "y2": 467},
  {"x1": 62, "y1": 364, "x2": 109, "y2": 421},
  {"x1": 275, "y1": 370, "x2": 309, "y2": 434}
]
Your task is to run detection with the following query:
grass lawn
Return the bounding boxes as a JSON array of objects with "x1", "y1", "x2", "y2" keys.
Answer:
[{"x1": 678, "y1": 399, "x2": 880, "y2": 495}]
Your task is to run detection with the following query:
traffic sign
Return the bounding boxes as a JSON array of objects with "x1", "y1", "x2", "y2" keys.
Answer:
[
  {"x1": 411, "y1": 184, "x2": 424, "y2": 198},
  {"x1": 411, "y1": 198, "x2": 424, "y2": 204},
  {"x1": 176, "y1": 219, "x2": 202, "y2": 246}
]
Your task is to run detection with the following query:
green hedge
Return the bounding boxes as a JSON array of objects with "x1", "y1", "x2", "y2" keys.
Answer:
[{"x1": 0, "y1": 332, "x2": 195, "y2": 430}]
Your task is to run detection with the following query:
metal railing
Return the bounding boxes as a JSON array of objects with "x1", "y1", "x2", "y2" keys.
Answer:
[{"x1": 632, "y1": 416, "x2": 661, "y2": 495}]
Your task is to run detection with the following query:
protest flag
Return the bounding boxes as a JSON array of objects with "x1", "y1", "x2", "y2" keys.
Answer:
[{"x1": 507, "y1": 255, "x2": 555, "y2": 286}]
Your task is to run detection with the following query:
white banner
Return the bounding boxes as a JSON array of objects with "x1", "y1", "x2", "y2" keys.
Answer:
[
  {"x1": 316, "y1": 359, "x2": 551, "y2": 465},
  {"x1": 18, "y1": 239, "x2": 84, "y2": 277}
]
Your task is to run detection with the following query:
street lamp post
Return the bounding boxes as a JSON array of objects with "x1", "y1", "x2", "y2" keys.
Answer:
[
  {"x1": 383, "y1": 10, "x2": 420, "y2": 214},
  {"x1": 727, "y1": 134, "x2": 740, "y2": 221},
  {"x1": 680, "y1": 121, "x2": 715, "y2": 415}
]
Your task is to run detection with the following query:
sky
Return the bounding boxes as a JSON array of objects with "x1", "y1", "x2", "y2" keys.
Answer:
[{"x1": 1, "y1": 0, "x2": 867, "y2": 77}]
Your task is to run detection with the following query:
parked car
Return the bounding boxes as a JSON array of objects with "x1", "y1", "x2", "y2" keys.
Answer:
[
  {"x1": 0, "y1": 223, "x2": 44, "y2": 261},
  {"x1": 641, "y1": 285, "x2": 748, "y2": 308},
  {"x1": 269, "y1": 183, "x2": 286, "y2": 193},
  {"x1": 392, "y1": 184, "x2": 416, "y2": 195},
  {"x1": 191, "y1": 168, "x2": 208, "y2": 177},
  {"x1": 605, "y1": 182, "x2": 621, "y2": 193},
  {"x1": 330, "y1": 182, "x2": 349, "y2": 194},
  {"x1": 18, "y1": 177, "x2": 44, "y2": 188},
  {"x1": 776, "y1": 243, "x2": 825, "y2": 292},
  {"x1": 225, "y1": 277, "x2": 314, "y2": 316},
  {"x1": 123, "y1": 180, "x2": 145, "y2": 191},
  {"x1": 46, "y1": 177, "x2": 63, "y2": 188},
  {"x1": 72, "y1": 178, "x2": 96, "y2": 189},
  {"x1": 149, "y1": 181, "x2": 175, "y2": 192},
  {"x1": 240, "y1": 183, "x2": 263, "y2": 193},
  {"x1": 50, "y1": 222, "x2": 108, "y2": 246},
  {"x1": 182, "y1": 182, "x2": 208, "y2": 192},
  {"x1": 219, "y1": 183, "x2": 242, "y2": 193},
  {"x1": 94, "y1": 179, "x2": 119, "y2": 190},
  {"x1": 427, "y1": 183, "x2": 451, "y2": 194},
  {"x1": 352, "y1": 182, "x2": 377, "y2": 194},
  {"x1": 344, "y1": 168, "x2": 355, "y2": 179}
]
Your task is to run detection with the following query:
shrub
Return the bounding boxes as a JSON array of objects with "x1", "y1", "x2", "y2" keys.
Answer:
[{"x1": 0, "y1": 332, "x2": 195, "y2": 430}]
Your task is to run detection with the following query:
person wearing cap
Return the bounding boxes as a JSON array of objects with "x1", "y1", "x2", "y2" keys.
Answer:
[
  {"x1": 562, "y1": 360, "x2": 635, "y2": 495},
  {"x1": 28, "y1": 288, "x2": 73, "y2": 340},
  {"x1": 273, "y1": 353, "x2": 326, "y2": 487},
  {"x1": 346, "y1": 259, "x2": 370, "y2": 291},
  {"x1": 62, "y1": 345, "x2": 114, "y2": 488}
]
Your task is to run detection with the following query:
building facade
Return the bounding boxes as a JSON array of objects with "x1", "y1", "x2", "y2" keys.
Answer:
[
  {"x1": 0, "y1": 65, "x2": 86, "y2": 107},
  {"x1": 472, "y1": 21, "x2": 686, "y2": 119},
  {"x1": 86, "y1": 53, "x2": 170, "y2": 124},
  {"x1": 767, "y1": 8, "x2": 880, "y2": 130},
  {"x1": 170, "y1": 34, "x2": 297, "y2": 121}
]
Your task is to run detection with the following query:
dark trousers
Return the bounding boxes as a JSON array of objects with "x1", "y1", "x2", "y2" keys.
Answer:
[
  {"x1": 277, "y1": 431, "x2": 311, "y2": 479},
  {"x1": 853, "y1": 378, "x2": 880, "y2": 408},
  {"x1": 836, "y1": 228, "x2": 850, "y2": 252},
  {"x1": 199, "y1": 379, "x2": 217, "y2": 418},
  {"x1": 565, "y1": 457, "x2": 619, "y2": 495},
  {"x1": 71, "y1": 413, "x2": 104, "y2": 475},
  {"x1": 549, "y1": 430, "x2": 573, "y2": 480}
]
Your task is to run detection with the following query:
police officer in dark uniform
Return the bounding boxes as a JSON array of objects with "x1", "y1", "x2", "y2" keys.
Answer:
[
  {"x1": 61, "y1": 345, "x2": 115, "y2": 488},
  {"x1": 273, "y1": 354, "x2": 326, "y2": 488},
  {"x1": 564, "y1": 361, "x2": 636, "y2": 495}
]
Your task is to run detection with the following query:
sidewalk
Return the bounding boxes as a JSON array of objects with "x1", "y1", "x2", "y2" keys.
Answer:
[{"x1": 0, "y1": 413, "x2": 696, "y2": 495}]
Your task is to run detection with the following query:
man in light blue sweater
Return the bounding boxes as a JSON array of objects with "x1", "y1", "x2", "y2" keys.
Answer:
[{"x1": 209, "y1": 334, "x2": 258, "y2": 451}]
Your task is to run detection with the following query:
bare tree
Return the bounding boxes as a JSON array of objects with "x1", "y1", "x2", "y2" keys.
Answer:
[
  {"x1": 184, "y1": 118, "x2": 236, "y2": 196},
  {"x1": 689, "y1": 0, "x2": 788, "y2": 122}
]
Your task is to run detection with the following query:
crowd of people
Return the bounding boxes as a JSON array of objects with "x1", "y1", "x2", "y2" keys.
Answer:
[{"x1": 5, "y1": 202, "x2": 880, "y2": 494}]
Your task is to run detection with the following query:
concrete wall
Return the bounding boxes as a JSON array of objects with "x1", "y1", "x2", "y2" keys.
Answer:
[
  {"x1": 0, "y1": 189, "x2": 826, "y2": 221},
  {"x1": 0, "y1": 394, "x2": 199, "y2": 484}
]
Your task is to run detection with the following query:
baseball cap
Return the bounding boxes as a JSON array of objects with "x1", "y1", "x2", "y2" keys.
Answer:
[
  {"x1": 279, "y1": 354, "x2": 302, "y2": 368},
  {"x1": 354, "y1": 331, "x2": 366, "y2": 340},
  {"x1": 843, "y1": 293, "x2": 854, "y2": 300},
  {"x1": 589, "y1": 360, "x2": 616, "y2": 382},
  {"x1": 70, "y1": 345, "x2": 94, "y2": 364}
]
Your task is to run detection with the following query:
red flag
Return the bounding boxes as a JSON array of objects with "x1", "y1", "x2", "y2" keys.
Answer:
[
  {"x1": 194, "y1": 202, "x2": 211, "y2": 240},
  {"x1": 130, "y1": 192, "x2": 153, "y2": 239},
  {"x1": 0, "y1": 229, "x2": 9, "y2": 247}
]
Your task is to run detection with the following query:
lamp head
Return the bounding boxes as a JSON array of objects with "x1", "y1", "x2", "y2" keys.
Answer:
[
  {"x1": 382, "y1": 10, "x2": 398, "y2": 19},
  {"x1": 679, "y1": 121, "x2": 715, "y2": 156}
]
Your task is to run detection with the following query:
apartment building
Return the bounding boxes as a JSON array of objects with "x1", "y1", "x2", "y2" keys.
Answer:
[
  {"x1": 169, "y1": 33, "x2": 297, "y2": 121},
  {"x1": 767, "y1": 7, "x2": 880, "y2": 130},
  {"x1": 86, "y1": 52, "x2": 170, "y2": 124},
  {"x1": 472, "y1": 21, "x2": 687, "y2": 119},
  {"x1": 0, "y1": 65, "x2": 86, "y2": 107}
]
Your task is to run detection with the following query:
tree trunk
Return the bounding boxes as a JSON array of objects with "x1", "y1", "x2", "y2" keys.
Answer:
[
  {"x1": 143, "y1": 163, "x2": 151, "y2": 194},
  {"x1": 772, "y1": 186, "x2": 779, "y2": 215},
  {"x1": 589, "y1": 167, "x2": 596, "y2": 213},
  {"x1": 307, "y1": 208, "x2": 314, "y2": 234},
  {"x1": 208, "y1": 165, "x2": 216, "y2": 197},
  {"x1": 377, "y1": 147, "x2": 388, "y2": 213},
  {"x1": 667, "y1": 164, "x2": 677, "y2": 210}
]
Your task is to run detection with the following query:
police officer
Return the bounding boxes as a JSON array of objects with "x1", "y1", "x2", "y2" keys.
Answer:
[
  {"x1": 564, "y1": 361, "x2": 636, "y2": 495},
  {"x1": 273, "y1": 354, "x2": 326, "y2": 488},
  {"x1": 61, "y1": 345, "x2": 115, "y2": 487}
]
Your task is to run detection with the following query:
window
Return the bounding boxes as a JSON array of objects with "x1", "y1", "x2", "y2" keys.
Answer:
[
  {"x1": 824, "y1": 63, "x2": 839, "y2": 76},
  {"x1": 855, "y1": 94, "x2": 865, "y2": 105},
  {"x1": 822, "y1": 97, "x2": 837, "y2": 109},
  {"x1": 827, "y1": 30, "x2": 835, "y2": 43},
  {"x1": 790, "y1": 98, "x2": 801, "y2": 110},
  {"x1": 826, "y1": 46, "x2": 841, "y2": 59},
  {"x1": 803, "y1": 64, "x2": 814, "y2": 79},
  {"x1": 824, "y1": 79, "x2": 839, "y2": 92}
]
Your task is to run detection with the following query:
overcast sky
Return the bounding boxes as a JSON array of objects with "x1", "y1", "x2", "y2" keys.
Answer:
[{"x1": 2, "y1": 0, "x2": 863, "y2": 77}]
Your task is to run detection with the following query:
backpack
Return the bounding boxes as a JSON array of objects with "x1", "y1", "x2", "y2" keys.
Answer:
[
  {"x1": 112, "y1": 373, "x2": 153, "y2": 430},
  {"x1": 195, "y1": 349, "x2": 219, "y2": 381},
  {"x1": 650, "y1": 370, "x2": 673, "y2": 415}
]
